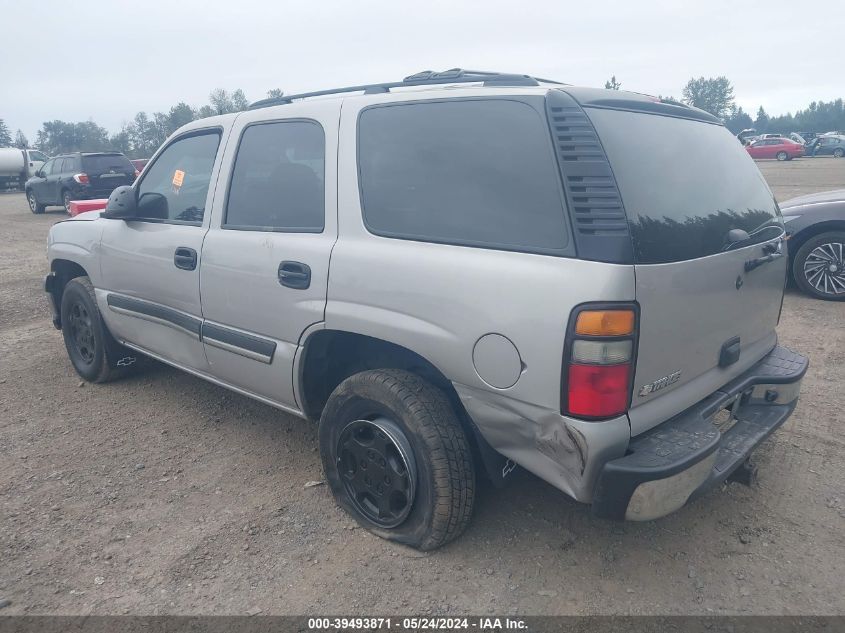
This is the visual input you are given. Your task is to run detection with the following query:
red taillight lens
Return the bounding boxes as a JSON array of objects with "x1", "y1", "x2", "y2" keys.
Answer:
[
  {"x1": 562, "y1": 304, "x2": 638, "y2": 419},
  {"x1": 567, "y1": 363, "x2": 631, "y2": 418},
  {"x1": 73, "y1": 173, "x2": 89, "y2": 184}
]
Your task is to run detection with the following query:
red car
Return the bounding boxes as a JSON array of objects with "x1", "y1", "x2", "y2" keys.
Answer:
[{"x1": 746, "y1": 137, "x2": 804, "y2": 161}]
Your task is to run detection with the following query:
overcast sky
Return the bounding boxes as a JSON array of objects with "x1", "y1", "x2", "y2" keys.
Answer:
[{"x1": 2, "y1": 0, "x2": 841, "y2": 140}]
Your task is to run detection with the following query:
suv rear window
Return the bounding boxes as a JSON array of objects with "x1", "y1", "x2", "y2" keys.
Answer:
[
  {"x1": 81, "y1": 154, "x2": 134, "y2": 174},
  {"x1": 586, "y1": 109, "x2": 783, "y2": 264},
  {"x1": 358, "y1": 99, "x2": 570, "y2": 254}
]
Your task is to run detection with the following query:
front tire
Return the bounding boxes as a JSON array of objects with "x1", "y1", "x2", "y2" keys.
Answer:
[
  {"x1": 776, "y1": 151, "x2": 788, "y2": 161},
  {"x1": 60, "y1": 277, "x2": 140, "y2": 382},
  {"x1": 27, "y1": 190, "x2": 45, "y2": 214},
  {"x1": 319, "y1": 369, "x2": 475, "y2": 551},
  {"x1": 793, "y1": 231, "x2": 845, "y2": 300},
  {"x1": 834, "y1": 148, "x2": 844, "y2": 158}
]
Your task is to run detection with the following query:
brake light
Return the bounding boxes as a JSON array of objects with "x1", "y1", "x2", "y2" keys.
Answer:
[
  {"x1": 563, "y1": 305, "x2": 638, "y2": 419},
  {"x1": 73, "y1": 173, "x2": 89, "y2": 184}
]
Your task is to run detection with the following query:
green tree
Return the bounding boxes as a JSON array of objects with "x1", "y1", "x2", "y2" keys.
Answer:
[
  {"x1": 267, "y1": 88, "x2": 284, "y2": 99},
  {"x1": 34, "y1": 120, "x2": 110, "y2": 155},
  {"x1": 0, "y1": 119, "x2": 12, "y2": 146},
  {"x1": 724, "y1": 106, "x2": 754, "y2": 134},
  {"x1": 231, "y1": 89, "x2": 249, "y2": 111},
  {"x1": 681, "y1": 76, "x2": 735, "y2": 118},
  {"x1": 754, "y1": 106, "x2": 769, "y2": 133},
  {"x1": 604, "y1": 75, "x2": 621, "y2": 90},
  {"x1": 14, "y1": 129, "x2": 29, "y2": 149}
]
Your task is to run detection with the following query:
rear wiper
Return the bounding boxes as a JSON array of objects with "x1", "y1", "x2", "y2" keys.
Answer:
[{"x1": 745, "y1": 239, "x2": 783, "y2": 272}]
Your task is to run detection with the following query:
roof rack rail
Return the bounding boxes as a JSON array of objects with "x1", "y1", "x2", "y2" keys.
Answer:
[{"x1": 248, "y1": 68, "x2": 566, "y2": 110}]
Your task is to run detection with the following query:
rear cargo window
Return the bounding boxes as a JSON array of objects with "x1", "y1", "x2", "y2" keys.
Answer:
[
  {"x1": 358, "y1": 99, "x2": 570, "y2": 254},
  {"x1": 586, "y1": 109, "x2": 783, "y2": 264},
  {"x1": 82, "y1": 154, "x2": 134, "y2": 174}
]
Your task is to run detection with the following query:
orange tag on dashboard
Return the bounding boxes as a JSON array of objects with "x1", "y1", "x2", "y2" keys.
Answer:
[{"x1": 172, "y1": 170, "x2": 185, "y2": 187}]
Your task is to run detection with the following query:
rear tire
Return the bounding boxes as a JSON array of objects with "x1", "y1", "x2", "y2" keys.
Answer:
[
  {"x1": 60, "y1": 277, "x2": 140, "y2": 382},
  {"x1": 27, "y1": 190, "x2": 45, "y2": 214},
  {"x1": 62, "y1": 190, "x2": 73, "y2": 214},
  {"x1": 793, "y1": 231, "x2": 845, "y2": 301},
  {"x1": 776, "y1": 151, "x2": 788, "y2": 161},
  {"x1": 319, "y1": 369, "x2": 475, "y2": 551},
  {"x1": 834, "y1": 148, "x2": 844, "y2": 158}
]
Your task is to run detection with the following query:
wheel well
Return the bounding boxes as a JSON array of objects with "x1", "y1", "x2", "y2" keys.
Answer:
[
  {"x1": 789, "y1": 221, "x2": 845, "y2": 267},
  {"x1": 49, "y1": 259, "x2": 89, "y2": 326},
  {"x1": 299, "y1": 330, "x2": 497, "y2": 479}
]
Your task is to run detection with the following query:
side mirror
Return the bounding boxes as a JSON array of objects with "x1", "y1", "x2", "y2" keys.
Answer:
[{"x1": 101, "y1": 185, "x2": 137, "y2": 219}]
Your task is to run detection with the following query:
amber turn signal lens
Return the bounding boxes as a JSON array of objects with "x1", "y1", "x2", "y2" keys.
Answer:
[{"x1": 575, "y1": 310, "x2": 635, "y2": 336}]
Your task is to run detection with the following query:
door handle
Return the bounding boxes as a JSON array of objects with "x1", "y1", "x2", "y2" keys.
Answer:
[
  {"x1": 174, "y1": 247, "x2": 197, "y2": 271},
  {"x1": 278, "y1": 261, "x2": 311, "y2": 289}
]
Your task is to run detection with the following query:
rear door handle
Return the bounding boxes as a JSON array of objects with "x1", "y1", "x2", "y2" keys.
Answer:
[
  {"x1": 174, "y1": 247, "x2": 197, "y2": 271},
  {"x1": 278, "y1": 261, "x2": 311, "y2": 289}
]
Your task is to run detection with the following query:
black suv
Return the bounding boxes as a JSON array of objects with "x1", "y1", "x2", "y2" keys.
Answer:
[{"x1": 26, "y1": 152, "x2": 137, "y2": 214}]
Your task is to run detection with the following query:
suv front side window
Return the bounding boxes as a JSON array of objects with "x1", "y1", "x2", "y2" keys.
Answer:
[
  {"x1": 225, "y1": 120, "x2": 325, "y2": 232},
  {"x1": 135, "y1": 131, "x2": 221, "y2": 224}
]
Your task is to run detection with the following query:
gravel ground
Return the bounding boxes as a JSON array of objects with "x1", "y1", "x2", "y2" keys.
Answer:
[{"x1": 1, "y1": 158, "x2": 843, "y2": 615}]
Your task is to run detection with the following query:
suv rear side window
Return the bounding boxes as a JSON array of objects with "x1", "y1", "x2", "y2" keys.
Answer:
[
  {"x1": 586, "y1": 108, "x2": 783, "y2": 264},
  {"x1": 225, "y1": 120, "x2": 325, "y2": 232},
  {"x1": 358, "y1": 99, "x2": 569, "y2": 254},
  {"x1": 136, "y1": 132, "x2": 221, "y2": 224}
]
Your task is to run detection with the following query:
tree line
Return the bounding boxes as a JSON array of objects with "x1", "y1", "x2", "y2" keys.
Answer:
[
  {"x1": 0, "y1": 87, "x2": 281, "y2": 158},
  {"x1": 3, "y1": 78, "x2": 844, "y2": 157},
  {"x1": 606, "y1": 74, "x2": 844, "y2": 136}
]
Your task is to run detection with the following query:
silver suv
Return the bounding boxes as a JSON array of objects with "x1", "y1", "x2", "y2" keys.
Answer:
[{"x1": 45, "y1": 69, "x2": 808, "y2": 550}]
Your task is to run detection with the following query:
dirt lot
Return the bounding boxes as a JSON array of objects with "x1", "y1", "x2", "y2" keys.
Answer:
[{"x1": 1, "y1": 158, "x2": 843, "y2": 616}]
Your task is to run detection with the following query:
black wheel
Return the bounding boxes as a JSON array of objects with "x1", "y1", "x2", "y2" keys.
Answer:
[
  {"x1": 834, "y1": 148, "x2": 844, "y2": 158},
  {"x1": 62, "y1": 190, "x2": 73, "y2": 214},
  {"x1": 793, "y1": 231, "x2": 845, "y2": 300},
  {"x1": 319, "y1": 369, "x2": 475, "y2": 550},
  {"x1": 27, "y1": 190, "x2": 45, "y2": 214},
  {"x1": 776, "y1": 151, "x2": 788, "y2": 161},
  {"x1": 60, "y1": 276, "x2": 140, "y2": 382}
]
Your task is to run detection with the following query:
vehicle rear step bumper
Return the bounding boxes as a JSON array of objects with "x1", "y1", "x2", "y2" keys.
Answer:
[{"x1": 591, "y1": 345, "x2": 808, "y2": 521}]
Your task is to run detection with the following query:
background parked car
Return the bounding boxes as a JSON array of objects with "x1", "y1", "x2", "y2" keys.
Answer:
[
  {"x1": 745, "y1": 137, "x2": 804, "y2": 160},
  {"x1": 0, "y1": 147, "x2": 49, "y2": 191},
  {"x1": 807, "y1": 134, "x2": 845, "y2": 158},
  {"x1": 781, "y1": 189, "x2": 845, "y2": 300},
  {"x1": 131, "y1": 158, "x2": 149, "y2": 173},
  {"x1": 25, "y1": 152, "x2": 136, "y2": 214}
]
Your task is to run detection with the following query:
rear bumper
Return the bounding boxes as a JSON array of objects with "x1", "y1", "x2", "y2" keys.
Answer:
[{"x1": 592, "y1": 345, "x2": 808, "y2": 521}]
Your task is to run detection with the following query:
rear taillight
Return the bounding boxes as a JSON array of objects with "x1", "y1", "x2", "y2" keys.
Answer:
[
  {"x1": 73, "y1": 173, "x2": 89, "y2": 184},
  {"x1": 562, "y1": 305, "x2": 638, "y2": 419}
]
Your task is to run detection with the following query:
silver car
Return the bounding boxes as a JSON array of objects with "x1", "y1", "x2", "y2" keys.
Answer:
[{"x1": 45, "y1": 69, "x2": 808, "y2": 550}]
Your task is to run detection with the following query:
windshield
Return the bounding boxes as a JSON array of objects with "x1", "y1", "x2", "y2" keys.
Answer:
[{"x1": 81, "y1": 154, "x2": 134, "y2": 174}]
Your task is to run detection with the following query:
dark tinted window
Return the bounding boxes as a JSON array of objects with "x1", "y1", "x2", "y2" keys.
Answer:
[
  {"x1": 586, "y1": 108, "x2": 782, "y2": 264},
  {"x1": 82, "y1": 154, "x2": 133, "y2": 174},
  {"x1": 53, "y1": 158, "x2": 66, "y2": 174},
  {"x1": 136, "y1": 132, "x2": 221, "y2": 224},
  {"x1": 226, "y1": 121, "x2": 325, "y2": 231},
  {"x1": 358, "y1": 99, "x2": 569, "y2": 254}
]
